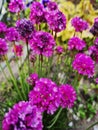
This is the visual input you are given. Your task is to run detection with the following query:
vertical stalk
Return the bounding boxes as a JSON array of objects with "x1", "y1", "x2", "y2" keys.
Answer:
[
  {"x1": 17, "y1": 12, "x2": 20, "y2": 20},
  {"x1": 5, "y1": 56, "x2": 23, "y2": 100},
  {"x1": 55, "y1": 32, "x2": 57, "y2": 40},
  {"x1": 0, "y1": 63, "x2": 8, "y2": 81},
  {"x1": 26, "y1": 39, "x2": 30, "y2": 74},
  {"x1": 40, "y1": 54, "x2": 43, "y2": 76},
  {"x1": 16, "y1": 58, "x2": 27, "y2": 100}
]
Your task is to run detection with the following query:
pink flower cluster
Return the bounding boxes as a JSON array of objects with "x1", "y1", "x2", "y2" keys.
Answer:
[
  {"x1": 29, "y1": 78, "x2": 60, "y2": 114},
  {"x1": 30, "y1": 2, "x2": 46, "y2": 24},
  {"x1": 8, "y1": 0, "x2": 25, "y2": 13},
  {"x1": 46, "y1": 10, "x2": 66, "y2": 32},
  {"x1": 30, "y1": 31, "x2": 55, "y2": 57},
  {"x1": 0, "y1": 38, "x2": 8, "y2": 55},
  {"x1": 59, "y1": 84, "x2": 76, "y2": 108},
  {"x1": 29, "y1": 77, "x2": 76, "y2": 114},
  {"x1": 2, "y1": 101, "x2": 43, "y2": 130},
  {"x1": 72, "y1": 53, "x2": 95, "y2": 78},
  {"x1": 68, "y1": 37, "x2": 86, "y2": 51},
  {"x1": 5, "y1": 27, "x2": 20, "y2": 42},
  {"x1": 71, "y1": 16, "x2": 88, "y2": 32}
]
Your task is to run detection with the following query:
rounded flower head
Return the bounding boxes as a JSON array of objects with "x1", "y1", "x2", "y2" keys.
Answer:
[
  {"x1": 2, "y1": 101, "x2": 43, "y2": 130},
  {"x1": 29, "y1": 78, "x2": 60, "y2": 114},
  {"x1": 55, "y1": 46, "x2": 64, "y2": 54},
  {"x1": 0, "y1": 38, "x2": 8, "y2": 55},
  {"x1": 71, "y1": 16, "x2": 88, "y2": 32},
  {"x1": 30, "y1": 2, "x2": 46, "y2": 24},
  {"x1": 13, "y1": 44, "x2": 23, "y2": 57},
  {"x1": 27, "y1": 73, "x2": 38, "y2": 86},
  {"x1": 90, "y1": 17, "x2": 98, "y2": 36},
  {"x1": 72, "y1": 53, "x2": 95, "y2": 78},
  {"x1": 16, "y1": 19, "x2": 35, "y2": 39},
  {"x1": 0, "y1": 22, "x2": 7, "y2": 33},
  {"x1": 59, "y1": 84, "x2": 76, "y2": 108},
  {"x1": 5, "y1": 27, "x2": 20, "y2": 42},
  {"x1": 68, "y1": 37, "x2": 86, "y2": 51},
  {"x1": 30, "y1": 31, "x2": 55, "y2": 57},
  {"x1": 88, "y1": 45, "x2": 98, "y2": 63},
  {"x1": 46, "y1": 10, "x2": 66, "y2": 32},
  {"x1": 46, "y1": 1, "x2": 58, "y2": 11},
  {"x1": 8, "y1": 0, "x2": 25, "y2": 13}
]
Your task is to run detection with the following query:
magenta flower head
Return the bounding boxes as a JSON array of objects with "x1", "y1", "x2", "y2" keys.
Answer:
[
  {"x1": 88, "y1": 45, "x2": 98, "y2": 63},
  {"x1": 90, "y1": 17, "x2": 98, "y2": 36},
  {"x1": 59, "y1": 84, "x2": 76, "y2": 108},
  {"x1": 55, "y1": 46, "x2": 64, "y2": 55},
  {"x1": 0, "y1": 38, "x2": 8, "y2": 56},
  {"x1": 16, "y1": 19, "x2": 35, "y2": 40},
  {"x1": 12, "y1": 44, "x2": 23, "y2": 57},
  {"x1": 94, "y1": 38, "x2": 98, "y2": 48},
  {"x1": 5, "y1": 27, "x2": 20, "y2": 42},
  {"x1": 30, "y1": 31, "x2": 55, "y2": 57},
  {"x1": 46, "y1": 10, "x2": 66, "y2": 32},
  {"x1": 68, "y1": 37, "x2": 86, "y2": 51},
  {"x1": 30, "y1": 2, "x2": 46, "y2": 24},
  {"x1": 27, "y1": 73, "x2": 39, "y2": 86},
  {"x1": 46, "y1": 1, "x2": 58, "y2": 11},
  {"x1": 72, "y1": 53, "x2": 95, "y2": 78},
  {"x1": 29, "y1": 78, "x2": 60, "y2": 114},
  {"x1": 71, "y1": 16, "x2": 88, "y2": 32},
  {"x1": 2, "y1": 101, "x2": 43, "y2": 130},
  {"x1": 0, "y1": 22, "x2": 7, "y2": 33},
  {"x1": 8, "y1": 0, "x2": 25, "y2": 13}
]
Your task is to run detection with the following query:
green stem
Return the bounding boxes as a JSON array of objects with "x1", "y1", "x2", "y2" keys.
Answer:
[
  {"x1": 20, "y1": 58, "x2": 30, "y2": 94},
  {"x1": 38, "y1": 55, "x2": 40, "y2": 76},
  {"x1": 47, "y1": 108, "x2": 63, "y2": 129},
  {"x1": 40, "y1": 54, "x2": 43, "y2": 76},
  {"x1": 5, "y1": 56, "x2": 23, "y2": 100},
  {"x1": 26, "y1": 40, "x2": 30, "y2": 74},
  {"x1": 0, "y1": 63, "x2": 8, "y2": 81},
  {"x1": 86, "y1": 122, "x2": 98, "y2": 130},
  {"x1": 16, "y1": 59, "x2": 27, "y2": 100}
]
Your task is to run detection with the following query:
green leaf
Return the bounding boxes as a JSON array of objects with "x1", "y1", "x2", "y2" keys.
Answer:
[{"x1": 96, "y1": 0, "x2": 98, "y2": 2}]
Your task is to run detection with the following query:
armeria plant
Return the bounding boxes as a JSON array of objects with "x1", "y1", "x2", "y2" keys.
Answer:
[{"x1": 0, "y1": 0, "x2": 98, "y2": 129}]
